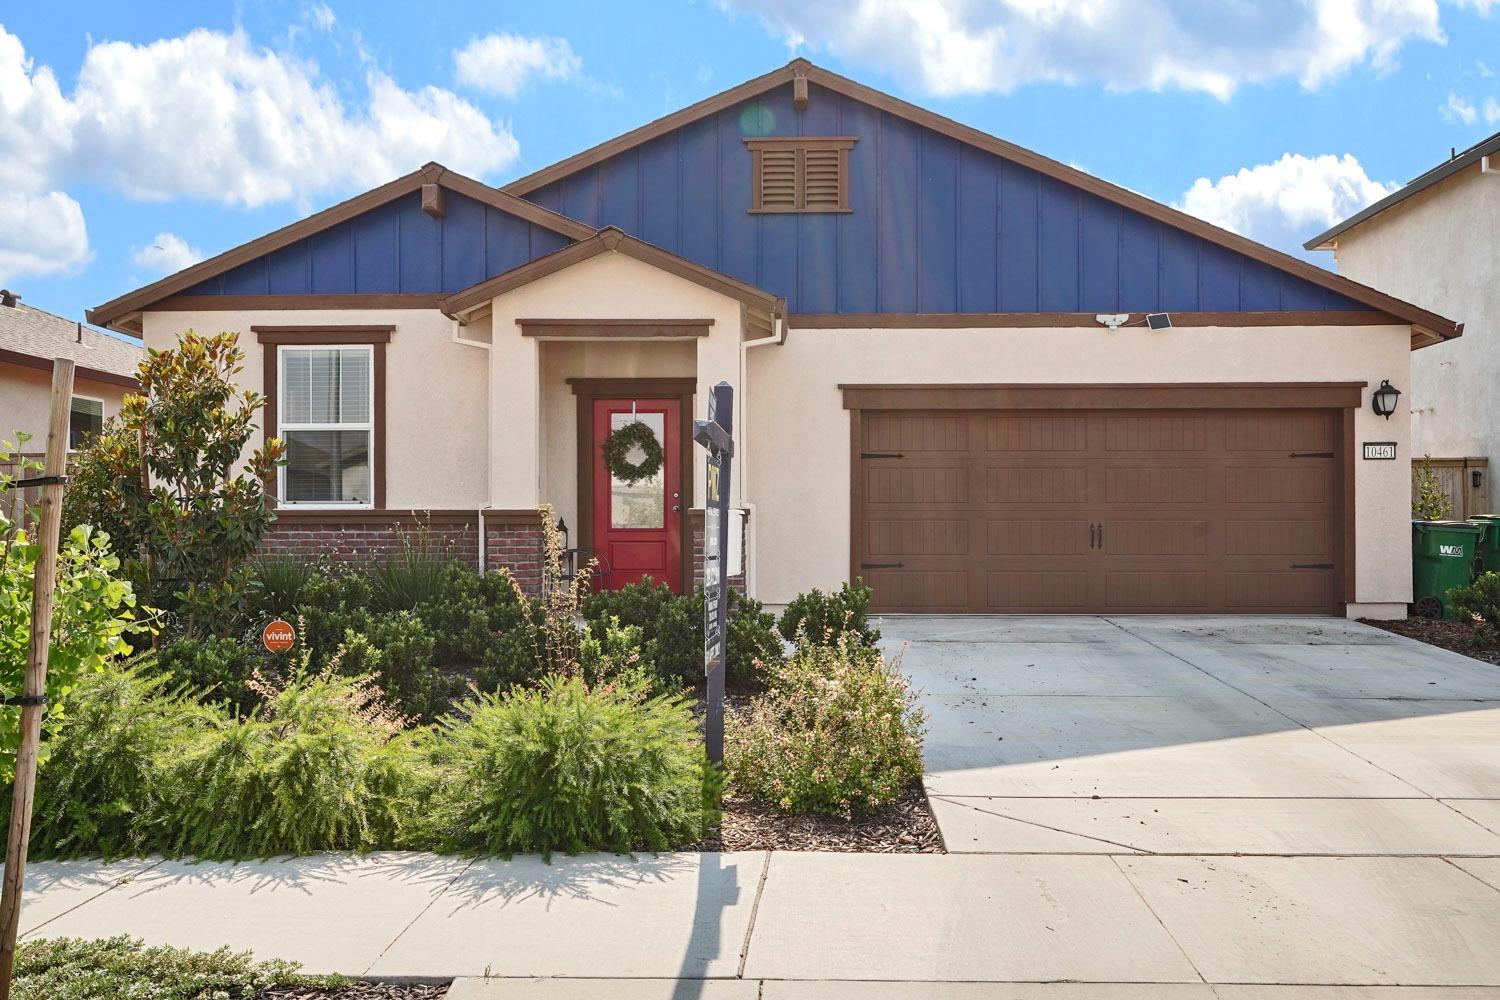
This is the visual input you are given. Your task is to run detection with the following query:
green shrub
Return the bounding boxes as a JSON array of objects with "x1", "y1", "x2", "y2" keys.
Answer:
[
  {"x1": 27, "y1": 667, "x2": 215, "y2": 860},
  {"x1": 368, "y1": 543, "x2": 451, "y2": 611},
  {"x1": 248, "y1": 555, "x2": 318, "y2": 618},
  {"x1": 582, "y1": 579, "x2": 782, "y2": 687},
  {"x1": 155, "y1": 669, "x2": 421, "y2": 859},
  {"x1": 430, "y1": 673, "x2": 710, "y2": 857},
  {"x1": 14, "y1": 935, "x2": 343, "y2": 999},
  {"x1": 333, "y1": 611, "x2": 456, "y2": 721},
  {"x1": 726, "y1": 631, "x2": 923, "y2": 817},
  {"x1": 1448, "y1": 572, "x2": 1500, "y2": 646},
  {"x1": 154, "y1": 634, "x2": 266, "y2": 711},
  {"x1": 778, "y1": 580, "x2": 880, "y2": 647}
]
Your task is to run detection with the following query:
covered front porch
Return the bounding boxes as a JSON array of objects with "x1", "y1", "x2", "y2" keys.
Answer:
[{"x1": 444, "y1": 227, "x2": 783, "y2": 595}]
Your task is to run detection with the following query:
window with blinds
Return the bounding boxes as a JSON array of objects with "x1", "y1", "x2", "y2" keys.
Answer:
[
  {"x1": 278, "y1": 345, "x2": 373, "y2": 505},
  {"x1": 745, "y1": 137, "x2": 856, "y2": 213}
]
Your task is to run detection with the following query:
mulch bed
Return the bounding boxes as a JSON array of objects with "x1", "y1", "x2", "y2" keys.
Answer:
[
  {"x1": 702, "y1": 783, "x2": 944, "y2": 853},
  {"x1": 262, "y1": 986, "x2": 447, "y2": 999},
  {"x1": 1361, "y1": 615, "x2": 1500, "y2": 666}
]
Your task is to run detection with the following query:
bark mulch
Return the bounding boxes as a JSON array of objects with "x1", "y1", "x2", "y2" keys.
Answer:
[
  {"x1": 262, "y1": 986, "x2": 447, "y2": 999},
  {"x1": 1361, "y1": 616, "x2": 1500, "y2": 666},
  {"x1": 701, "y1": 783, "x2": 944, "y2": 854}
]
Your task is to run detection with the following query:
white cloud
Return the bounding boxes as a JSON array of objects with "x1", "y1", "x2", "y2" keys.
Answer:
[
  {"x1": 308, "y1": 3, "x2": 337, "y2": 31},
  {"x1": 0, "y1": 190, "x2": 90, "y2": 281},
  {"x1": 722, "y1": 0, "x2": 1452, "y2": 99},
  {"x1": 1442, "y1": 92, "x2": 1478, "y2": 123},
  {"x1": 1486, "y1": 97, "x2": 1500, "y2": 122},
  {"x1": 0, "y1": 25, "x2": 521, "y2": 210},
  {"x1": 1177, "y1": 153, "x2": 1396, "y2": 255},
  {"x1": 454, "y1": 33, "x2": 582, "y2": 98},
  {"x1": 131, "y1": 232, "x2": 204, "y2": 275}
]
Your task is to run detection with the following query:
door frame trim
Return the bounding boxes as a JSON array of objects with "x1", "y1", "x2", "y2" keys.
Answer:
[
  {"x1": 569, "y1": 377, "x2": 697, "y2": 591},
  {"x1": 846, "y1": 383, "x2": 1360, "y2": 615}
]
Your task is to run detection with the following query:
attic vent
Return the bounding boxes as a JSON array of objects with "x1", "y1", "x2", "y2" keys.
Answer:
[{"x1": 745, "y1": 137, "x2": 856, "y2": 214}]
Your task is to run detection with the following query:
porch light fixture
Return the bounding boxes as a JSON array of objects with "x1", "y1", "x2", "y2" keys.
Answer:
[{"x1": 1371, "y1": 380, "x2": 1402, "y2": 419}]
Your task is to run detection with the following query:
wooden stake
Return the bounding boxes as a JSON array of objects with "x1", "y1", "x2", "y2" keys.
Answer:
[{"x1": 0, "y1": 358, "x2": 73, "y2": 998}]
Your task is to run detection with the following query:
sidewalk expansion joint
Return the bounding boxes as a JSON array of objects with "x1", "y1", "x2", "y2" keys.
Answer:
[
  {"x1": 360, "y1": 859, "x2": 475, "y2": 978},
  {"x1": 21, "y1": 856, "x2": 168, "y2": 940},
  {"x1": 737, "y1": 850, "x2": 772, "y2": 979}
]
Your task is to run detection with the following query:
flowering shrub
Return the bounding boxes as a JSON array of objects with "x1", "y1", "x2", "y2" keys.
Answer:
[{"x1": 725, "y1": 631, "x2": 924, "y2": 816}]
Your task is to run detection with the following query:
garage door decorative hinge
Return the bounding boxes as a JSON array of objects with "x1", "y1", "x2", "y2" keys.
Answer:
[
  {"x1": 1290, "y1": 563, "x2": 1334, "y2": 570},
  {"x1": 860, "y1": 562, "x2": 905, "y2": 570},
  {"x1": 1288, "y1": 452, "x2": 1334, "y2": 459},
  {"x1": 860, "y1": 452, "x2": 905, "y2": 459}
]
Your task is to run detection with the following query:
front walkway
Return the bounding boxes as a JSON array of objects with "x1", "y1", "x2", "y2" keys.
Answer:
[{"x1": 19, "y1": 616, "x2": 1500, "y2": 995}]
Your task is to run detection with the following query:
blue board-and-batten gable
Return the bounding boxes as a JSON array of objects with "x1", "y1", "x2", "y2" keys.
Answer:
[
  {"x1": 181, "y1": 189, "x2": 573, "y2": 297},
  {"x1": 523, "y1": 83, "x2": 1363, "y2": 316}
]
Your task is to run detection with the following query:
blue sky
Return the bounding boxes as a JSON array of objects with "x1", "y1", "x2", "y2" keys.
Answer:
[{"x1": 4, "y1": 0, "x2": 1500, "y2": 327}]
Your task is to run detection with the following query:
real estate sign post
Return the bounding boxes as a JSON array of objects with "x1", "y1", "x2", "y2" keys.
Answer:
[{"x1": 693, "y1": 381, "x2": 734, "y2": 765}]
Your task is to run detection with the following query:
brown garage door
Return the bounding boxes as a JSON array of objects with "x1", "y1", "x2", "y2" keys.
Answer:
[{"x1": 854, "y1": 408, "x2": 1345, "y2": 614}]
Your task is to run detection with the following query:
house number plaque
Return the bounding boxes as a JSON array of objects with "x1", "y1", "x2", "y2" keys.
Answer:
[{"x1": 1363, "y1": 442, "x2": 1397, "y2": 461}]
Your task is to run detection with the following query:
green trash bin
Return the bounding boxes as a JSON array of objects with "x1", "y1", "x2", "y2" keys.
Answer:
[
  {"x1": 1412, "y1": 520, "x2": 1483, "y2": 619},
  {"x1": 1469, "y1": 514, "x2": 1500, "y2": 575}
]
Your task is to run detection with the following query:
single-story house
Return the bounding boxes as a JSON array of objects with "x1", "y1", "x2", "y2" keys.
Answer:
[
  {"x1": 87, "y1": 60, "x2": 1458, "y2": 618},
  {"x1": 1, "y1": 290, "x2": 143, "y2": 451},
  {"x1": 1306, "y1": 133, "x2": 1495, "y2": 518}
]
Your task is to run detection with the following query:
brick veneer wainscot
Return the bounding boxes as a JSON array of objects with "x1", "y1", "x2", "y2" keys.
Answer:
[{"x1": 260, "y1": 509, "x2": 546, "y2": 594}]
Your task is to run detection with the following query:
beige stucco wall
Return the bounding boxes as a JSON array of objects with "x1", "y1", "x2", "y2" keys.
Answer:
[
  {"x1": 140, "y1": 309, "x2": 490, "y2": 508},
  {"x1": 747, "y1": 323, "x2": 1415, "y2": 617},
  {"x1": 482, "y1": 250, "x2": 748, "y2": 513},
  {"x1": 1331, "y1": 165, "x2": 1495, "y2": 459},
  {"x1": 1, "y1": 363, "x2": 130, "y2": 449}
]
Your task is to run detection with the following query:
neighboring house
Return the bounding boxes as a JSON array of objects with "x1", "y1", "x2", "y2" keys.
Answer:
[
  {"x1": 1307, "y1": 135, "x2": 1496, "y2": 517},
  {"x1": 87, "y1": 60, "x2": 1456, "y2": 618},
  {"x1": 0, "y1": 290, "x2": 143, "y2": 451}
]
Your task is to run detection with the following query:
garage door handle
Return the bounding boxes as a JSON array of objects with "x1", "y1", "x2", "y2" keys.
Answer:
[
  {"x1": 1290, "y1": 563, "x2": 1334, "y2": 570},
  {"x1": 861, "y1": 562, "x2": 905, "y2": 570},
  {"x1": 860, "y1": 452, "x2": 905, "y2": 459}
]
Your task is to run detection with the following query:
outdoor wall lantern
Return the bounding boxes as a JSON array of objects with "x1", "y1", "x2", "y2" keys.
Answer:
[{"x1": 1371, "y1": 380, "x2": 1402, "y2": 419}]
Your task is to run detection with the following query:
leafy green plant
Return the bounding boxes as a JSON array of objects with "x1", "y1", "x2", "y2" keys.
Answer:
[
  {"x1": 155, "y1": 666, "x2": 420, "y2": 859},
  {"x1": 13, "y1": 936, "x2": 344, "y2": 1000},
  {"x1": 57, "y1": 331, "x2": 284, "y2": 638},
  {"x1": 778, "y1": 579, "x2": 881, "y2": 647},
  {"x1": 726, "y1": 631, "x2": 923, "y2": 817},
  {"x1": 1412, "y1": 455, "x2": 1454, "y2": 521},
  {"x1": 726, "y1": 590, "x2": 783, "y2": 686},
  {"x1": 154, "y1": 634, "x2": 266, "y2": 711},
  {"x1": 248, "y1": 555, "x2": 318, "y2": 618},
  {"x1": 1448, "y1": 572, "x2": 1500, "y2": 647},
  {"x1": 2, "y1": 435, "x2": 142, "y2": 783},
  {"x1": 25, "y1": 666, "x2": 215, "y2": 860},
  {"x1": 367, "y1": 534, "x2": 453, "y2": 611},
  {"x1": 430, "y1": 673, "x2": 710, "y2": 857}
]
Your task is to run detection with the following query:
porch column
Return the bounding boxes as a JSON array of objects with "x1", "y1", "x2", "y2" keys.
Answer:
[{"x1": 488, "y1": 320, "x2": 542, "y2": 508}]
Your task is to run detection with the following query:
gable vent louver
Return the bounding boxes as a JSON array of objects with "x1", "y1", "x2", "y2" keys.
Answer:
[{"x1": 746, "y1": 137, "x2": 856, "y2": 214}]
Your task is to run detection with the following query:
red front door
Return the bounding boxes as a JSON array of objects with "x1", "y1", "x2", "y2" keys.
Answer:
[{"x1": 592, "y1": 398, "x2": 682, "y2": 592}]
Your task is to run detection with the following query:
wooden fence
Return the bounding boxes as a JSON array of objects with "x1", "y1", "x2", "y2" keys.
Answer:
[{"x1": 1413, "y1": 456, "x2": 1490, "y2": 519}]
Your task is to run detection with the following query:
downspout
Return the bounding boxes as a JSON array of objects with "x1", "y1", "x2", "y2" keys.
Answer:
[{"x1": 738, "y1": 303, "x2": 786, "y2": 600}]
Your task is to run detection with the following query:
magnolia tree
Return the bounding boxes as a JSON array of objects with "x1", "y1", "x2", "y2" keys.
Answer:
[
  {"x1": 0, "y1": 439, "x2": 138, "y2": 783},
  {"x1": 63, "y1": 331, "x2": 285, "y2": 637}
]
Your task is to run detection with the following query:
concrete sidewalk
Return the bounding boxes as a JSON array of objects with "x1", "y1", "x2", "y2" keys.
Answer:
[{"x1": 21, "y1": 849, "x2": 1500, "y2": 994}]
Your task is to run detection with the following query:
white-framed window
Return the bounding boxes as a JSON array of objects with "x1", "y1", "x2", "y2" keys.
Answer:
[
  {"x1": 68, "y1": 395, "x2": 104, "y2": 450},
  {"x1": 277, "y1": 344, "x2": 374, "y2": 507}
]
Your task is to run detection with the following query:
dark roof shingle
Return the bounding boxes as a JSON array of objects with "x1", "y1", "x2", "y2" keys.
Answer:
[{"x1": 0, "y1": 301, "x2": 143, "y2": 381}]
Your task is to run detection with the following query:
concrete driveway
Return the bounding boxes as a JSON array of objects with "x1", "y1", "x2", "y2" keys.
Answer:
[{"x1": 884, "y1": 615, "x2": 1500, "y2": 986}]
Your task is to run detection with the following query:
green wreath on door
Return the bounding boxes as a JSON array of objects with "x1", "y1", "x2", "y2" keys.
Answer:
[{"x1": 602, "y1": 419, "x2": 664, "y2": 485}]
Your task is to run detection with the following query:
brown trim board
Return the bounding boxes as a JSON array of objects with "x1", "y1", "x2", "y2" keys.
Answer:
[
  {"x1": 155, "y1": 294, "x2": 444, "y2": 312},
  {"x1": 839, "y1": 382, "x2": 1367, "y2": 411},
  {"x1": 260, "y1": 326, "x2": 389, "y2": 508},
  {"x1": 0, "y1": 348, "x2": 140, "y2": 390},
  {"x1": 269, "y1": 508, "x2": 539, "y2": 526},
  {"x1": 569, "y1": 377, "x2": 697, "y2": 591},
  {"x1": 501, "y1": 58, "x2": 1457, "y2": 343},
  {"x1": 791, "y1": 311, "x2": 1399, "y2": 329},
  {"x1": 87, "y1": 163, "x2": 594, "y2": 329},
  {"x1": 519, "y1": 319, "x2": 714, "y2": 338}
]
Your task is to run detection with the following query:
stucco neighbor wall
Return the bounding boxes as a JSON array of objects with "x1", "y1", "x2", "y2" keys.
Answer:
[
  {"x1": 1330, "y1": 165, "x2": 1496, "y2": 460},
  {"x1": 1, "y1": 364, "x2": 130, "y2": 447},
  {"x1": 746, "y1": 323, "x2": 1414, "y2": 618},
  {"x1": 140, "y1": 308, "x2": 490, "y2": 509}
]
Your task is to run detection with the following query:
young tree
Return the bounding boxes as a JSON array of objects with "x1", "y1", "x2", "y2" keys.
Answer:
[
  {"x1": 1412, "y1": 455, "x2": 1454, "y2": 521},
  {"x1": 0, "y1": 439, "x2": 139, "y2": 783},
  {"x1": 63, "y1": 331, "x2": 284, "y2": 636}
]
